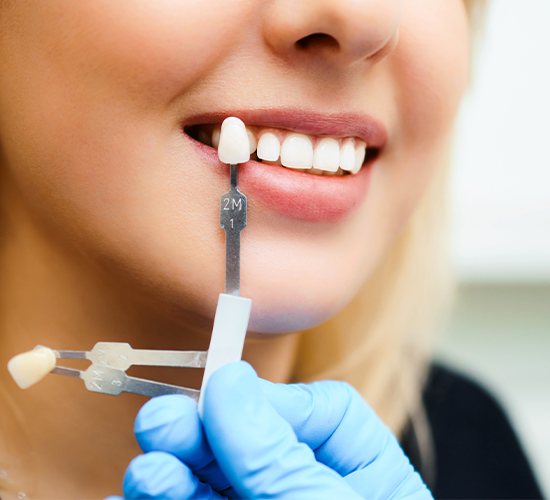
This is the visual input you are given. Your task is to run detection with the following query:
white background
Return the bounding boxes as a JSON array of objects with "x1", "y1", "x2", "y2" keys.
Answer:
[
  {"x1": 451, "y1": 0, "x2": 550, "y2": 282},
  {"x1": 442, "y1": 0, "x2": 550, "y2": 495}
]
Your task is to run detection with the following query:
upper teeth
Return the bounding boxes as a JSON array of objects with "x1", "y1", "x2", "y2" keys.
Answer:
[{"x1": 214, "y1": 116, "x2": 367, "y2": 175}]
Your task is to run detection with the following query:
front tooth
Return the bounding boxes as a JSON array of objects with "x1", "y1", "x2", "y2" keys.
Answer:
[
  {"x1": 247, "y1": 129, "x2": 257, "y2": 154},
  {"x1": 281, "y1": 133, "x2": 313, "y2": 169},
  {"x1": 217, "y1": 117, "x2": 250, "y2": 164},
  {"x1": 339, "y1": 138, "x2": 355, "y2": 172},
  {"x1": 351, "y1": 140, "x2": 367, "y2": 174},
  {"x1": 257, "y1": 132, "x2": 280, "y2": 161},
  {"x1": 313, "y1": 137, "x2": 340, "y2": 172}
]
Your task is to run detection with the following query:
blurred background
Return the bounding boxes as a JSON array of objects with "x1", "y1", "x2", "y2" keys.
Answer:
[{"x1": 438, "y1": 0, "x2": 550, "y2": 494}]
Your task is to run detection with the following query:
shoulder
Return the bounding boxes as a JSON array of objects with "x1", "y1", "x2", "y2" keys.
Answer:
[
  {"x1": 423, "y1": 362, "x2": 515, "y2": 433},
  {"x1": 401, "y1": 362, "x2": 543, "y2": 499}
]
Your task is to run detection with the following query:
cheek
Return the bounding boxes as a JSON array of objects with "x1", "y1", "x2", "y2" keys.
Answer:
[
  {"x1": 27, "y1": 0, "x2": 255, "y2": 102},
  {"x1": 0, "y1": 0, "x2": 257, "y2": 162},
  {"x1": 395, "y1": 0, "x2": 470, "y2": 144},
  {"x1": 74, "y1": 1, "x2": 258, "y2": 105},
  {"x1": 378, "y1": 0, "x2": 469, "y2": 230},
  {"x1": 0, "y1": 0, "x2": 256, "y2": 319},
  {"x1": 0, "y1": 0, "x2": 256, "y2": 194}
]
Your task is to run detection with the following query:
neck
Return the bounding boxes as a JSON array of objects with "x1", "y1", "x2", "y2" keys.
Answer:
[{"x1": 0, "y1": 183, "x2": 299, "y2": 498}]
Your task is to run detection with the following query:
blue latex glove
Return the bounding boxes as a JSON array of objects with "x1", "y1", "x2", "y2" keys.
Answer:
[{"x1": 114, "y1": 361, "x2": 432, "y2": 499}]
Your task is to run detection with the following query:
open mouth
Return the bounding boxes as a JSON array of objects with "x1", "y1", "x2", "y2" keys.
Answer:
[
  {"x1": 181, "y1": 110, "x2": 386, "y2": 221},
  {"x1": 184, "y1": 123, "x2": 380, "y2": 177}
]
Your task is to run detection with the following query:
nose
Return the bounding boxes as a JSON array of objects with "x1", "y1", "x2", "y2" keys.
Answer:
[{"x1": 262, "y1": 0, "x2": 402, "y2": 68}]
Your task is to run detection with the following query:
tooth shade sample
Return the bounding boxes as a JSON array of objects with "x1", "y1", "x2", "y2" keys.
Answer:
[
  {"x1": 281, "y1": 133, "x2": 313, "y2": 169},
  {"x1": 313, "y1": 137, "x2": 340, "y2": 172},
  {"x1": 352, "y1": 141, "x2": 367, "y2": 174},
  {"x1": 217, "y1": 117, "x2": 251, "y2": 164},
  {"x1": 257, "y1": 132, "x2": 280, "y2": 161},
  {"x1": 339, "y1": 138, "x2": 356, "y2": 172},
  {"x1": 8, "y1": 347, "x2": 57, "y2": 389}
]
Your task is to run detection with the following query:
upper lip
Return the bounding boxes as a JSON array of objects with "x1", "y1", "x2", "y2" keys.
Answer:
[{"x1": 182, "y1": 108, "x2": 388, "y2": 149}]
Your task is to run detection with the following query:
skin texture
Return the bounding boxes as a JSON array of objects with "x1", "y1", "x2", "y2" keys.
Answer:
[{"x1": 0, "y1": 0, "x2": 469, "y2": 497}]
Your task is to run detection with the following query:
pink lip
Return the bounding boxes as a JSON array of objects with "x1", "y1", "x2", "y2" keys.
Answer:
[
  {"x1": 184, "y1": 108, "x2": 388, "y2": 147},
  {"x1": 182, "y1": 109, "x2": 387, "y2": 222}
]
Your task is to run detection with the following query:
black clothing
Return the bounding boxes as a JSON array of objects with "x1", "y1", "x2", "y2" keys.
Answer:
[{"x1": 400, "y1": 363, "x2": 544, "y2": 499}]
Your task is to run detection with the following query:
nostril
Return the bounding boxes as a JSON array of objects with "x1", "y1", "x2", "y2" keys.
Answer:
[{"x1": 296, "y1": 33, "x2": 339, "y2": 51}]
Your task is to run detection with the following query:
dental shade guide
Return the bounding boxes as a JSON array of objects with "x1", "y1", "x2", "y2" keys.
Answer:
[
  {"x1": 199, "y1": 116, "x2": 252, "y2": 413},
  {"x1": 7, "y1": 117, "x2": 253, "y2": 411},
  {"x1": 8, "y1": 343, "x2": 205, "y2": 399}
]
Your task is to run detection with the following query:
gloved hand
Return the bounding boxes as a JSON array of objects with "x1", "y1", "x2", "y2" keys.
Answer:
[{"x1": 112, "y1": 361, "x2": 432, "y2": 499}]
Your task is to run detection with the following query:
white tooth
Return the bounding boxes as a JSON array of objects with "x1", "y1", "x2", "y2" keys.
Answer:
[
  {"x1": 217, "y1": 117, "x2": 250, "y2": 164},
  {"x1": 212, "y1": 127, "x2": 220, "y2": 149},
  {"x1": 281, "y1": 133, "x2": 313, "y2": 169},
  {"x1": 246, "y1": 129, "x2": 257, "y2": 154},
  {"x1": 339, "y1": 138, "x2": 355, "y2": 172},
  {"x1": 351, "y1": 140, "x2": 367, "y2": 174},
  {"x1": 313, "y1": 137, "x2": 340, "y2": 172},
  {"x1": 257, "y1": 132, "x2": 280, "y2": 161},
  {"x1": 7, "y1": 347, "x2": 57, "y2": 389}
]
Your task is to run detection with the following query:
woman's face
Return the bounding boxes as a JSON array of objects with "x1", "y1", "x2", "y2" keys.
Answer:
[{"x1": 0, "y1": 0, "x2": 469, "y2": 334}]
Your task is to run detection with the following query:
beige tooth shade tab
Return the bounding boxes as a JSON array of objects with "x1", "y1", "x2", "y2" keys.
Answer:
[
  {"x1": 7, "y1": 346, "x2": 57, "y2": 389},
  {"x1": 217, "y1": 117, "x2": 251, "y2": 165}
]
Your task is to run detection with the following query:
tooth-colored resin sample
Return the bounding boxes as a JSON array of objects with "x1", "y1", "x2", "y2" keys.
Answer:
[
  {"x1": 7, "y1": 347, "x2": 57, "y2": 389},
  {"x1": 281, "y1": 133, "x2": 313, "y2": 169},
  {"x1": 217, "y1": 117, "x2": 251, "y2": 164}
]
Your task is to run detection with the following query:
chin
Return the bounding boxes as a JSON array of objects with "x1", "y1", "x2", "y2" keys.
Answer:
[
  {"x1": 243, "y1": 287, "x2": 349, "y2": 335},
  {"x1": 247, "y1": 311, "x2": 326, "y2": 336}
]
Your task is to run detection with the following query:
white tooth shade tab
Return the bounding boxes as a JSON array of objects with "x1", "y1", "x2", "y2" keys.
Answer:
[
  {"x1": 257, "y1": 132, "x2": 281, "y2": 161},
  {"x1": 217, "y1": 117, "x2": 251, "y2": 165},
  {"x1": 352, "y1": 140, "x2": 367, "y2": 174},
  {"x1": 281, "y1": 133, "x2": 313, "y2": 169},
  {"x1": 339, "y1": 138, "x2": 356, "y2": 172},
  {"x1": 313, "y1": 137, "x2": 340, "y2": 172},
  {"x1": 7, "y1": 347, "x2": 57, "y2": 389}
]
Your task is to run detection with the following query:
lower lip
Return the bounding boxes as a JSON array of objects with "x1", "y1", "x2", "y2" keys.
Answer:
[{"x1": 185, "y1": 135, "x2": 374, "y2": 223}]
